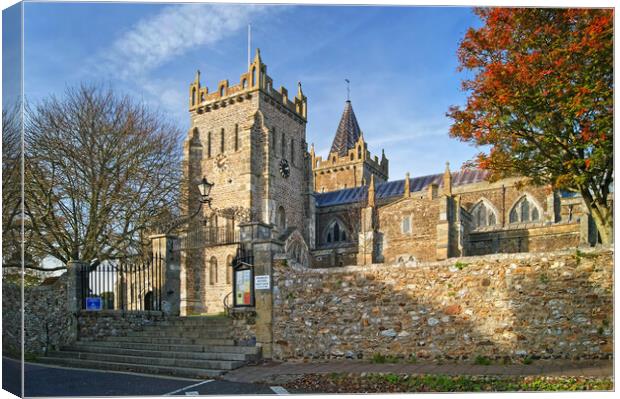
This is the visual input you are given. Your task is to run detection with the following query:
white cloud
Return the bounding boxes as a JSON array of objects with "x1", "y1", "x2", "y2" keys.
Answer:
[
  {"x1": 90, "y1": 3, "x2": 280, "y2": 127},
  {"x1": 99, "y1": 3, "x2": 269, "y2": 79}
]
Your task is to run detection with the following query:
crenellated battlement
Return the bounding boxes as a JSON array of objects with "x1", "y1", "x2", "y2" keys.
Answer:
[
  {"x1": 189, "y1": 49, "x2": 307, "y2": 122},
  {"x1": 311, "y1": 134, "x2": 389, "y2": 192}
]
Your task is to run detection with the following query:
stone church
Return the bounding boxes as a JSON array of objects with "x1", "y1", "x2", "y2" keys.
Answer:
[{"x1": 180, "y1": 50, "x2": 597, "y2": 315}]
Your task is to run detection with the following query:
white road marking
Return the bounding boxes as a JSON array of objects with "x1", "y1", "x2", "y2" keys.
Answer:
[
  {"x1": 163, "y1": 380, "x2": 213, "y2": 396},
  {"x1": 184, "y1": 391, "x2": 199, "y2": 396},
  {"x1": 270, "y1": 386, "x2": 290, "y2": 395}
]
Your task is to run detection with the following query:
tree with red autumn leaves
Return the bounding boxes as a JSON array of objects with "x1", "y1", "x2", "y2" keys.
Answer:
[{"x1": 448, "y1": 8, "x2": 613, "y2": 244}]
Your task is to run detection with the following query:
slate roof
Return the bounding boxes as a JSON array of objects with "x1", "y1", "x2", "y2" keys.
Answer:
[
  {"x1": 315, "y1": 169, "x2": 490, "y2": 207},
  {"x1": 329, "y1": 100, "x2": 362, "y2": 157}
]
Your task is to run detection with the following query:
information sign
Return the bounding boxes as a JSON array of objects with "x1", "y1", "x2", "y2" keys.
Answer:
[{"x1": 254, "y1": 275, "x2": 270, "y2": 290}]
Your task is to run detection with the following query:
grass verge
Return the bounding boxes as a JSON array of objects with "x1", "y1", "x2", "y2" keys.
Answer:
[{"x1": 284, "y1": 373, "x2": 613, "y2": 393}]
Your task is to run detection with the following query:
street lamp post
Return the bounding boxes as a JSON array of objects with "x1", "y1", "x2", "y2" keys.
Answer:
[{"x1": 161, "y1": 176, "x2": 214, "y2": 235}]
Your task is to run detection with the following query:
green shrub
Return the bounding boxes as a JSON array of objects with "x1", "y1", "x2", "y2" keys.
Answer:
[
  {"x1": 474, "y1": 355, "x2": 492, "y2": 365},
  {"x1": 371, "y1": 353, "x2": 399, "y2": 363},
  {"x1": 454, "y1": 261, "x2": 469, "y2": 270}
]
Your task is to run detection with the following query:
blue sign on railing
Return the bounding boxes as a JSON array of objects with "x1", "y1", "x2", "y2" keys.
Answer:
[{"x1": 85, "y1": 297, "x2": 102, "y2": 311}]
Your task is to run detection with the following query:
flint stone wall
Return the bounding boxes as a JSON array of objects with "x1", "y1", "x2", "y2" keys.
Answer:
[
  {"x1": 2, "y1": 274, "x2": 77, "y2": 355},
  {"x1": 229, "y1": 309, "x2": 258, "y2": 345},
  {"x1": 77, "y1": 311, "x2": 165, "y2": 340},
  {"x1": 273, "y1": 248, "x2": 613, "y2": 361}
]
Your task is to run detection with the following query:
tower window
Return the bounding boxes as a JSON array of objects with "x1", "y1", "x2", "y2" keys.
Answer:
[
  {"x1": 220, "y1": 128, "x2": 225, "y2": 153},
  {"x1": 209, "y1": 257, "x2": 218, "y2": 285},
  {"x1": 252, "y1": 67, "x2": 256, "y2": 86},
  {"x1": 226, "y1": 255, "x2": 233, "y2": 284},
  {"x1": 291, "y1": 139, "x2": 295, "y2": 164},
  {"x1": 191, "y1": 88, "x2": 196, "y2": 105},
  {"x1": 402, "y1": 216, "x2": 411, "y2": 234},
  {"x1": 281, "y1": 132, "x2": 286, "y2": 158},
  {"x1": 242, "y1": 79, "x2": 247, "y2": 89},
  {"x1": 207, "y1": 131, "x2": 212, "y2": 157},
  {"x1": 220, "y1": 86, "x2": 225, "y2": 97},
  {"x1": 277, "y1": 206, "x2": 286, "y2": 230},
  {"x1": 234, "y1": 124, "x2": 239, "y2": 151}
]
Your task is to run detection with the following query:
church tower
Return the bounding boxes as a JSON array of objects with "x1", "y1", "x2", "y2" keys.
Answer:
[
  {"x1": 311, "y1": 100, "x2": 388, "y2": 192},
  {"x1": 184, "y1": 49, "x2": 308, "y2": 234},
  {"x1": 181, "y1": 50, "x2": 309, "y2": 314}
]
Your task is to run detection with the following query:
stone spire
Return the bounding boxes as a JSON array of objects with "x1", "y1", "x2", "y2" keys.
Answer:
[
  {"x1": 368, "y1": 174, "x2": 376, "y2": 207},
  {"x1": 443, "y1": 162, "x2": 452, "y2": 195},
  {"x1": 403, "y1": 172, "x2": 411, "y2": 198},
  {"x1": 329, "y1": 100, "x2": 362, "y2": 157}
]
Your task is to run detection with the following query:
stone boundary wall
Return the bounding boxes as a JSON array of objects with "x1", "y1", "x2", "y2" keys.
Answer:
[
  {"x1": 2, "y1": 274, "x2": 77, "y2": 356},
  {"x1": 273, "y1": 248, "x2": 613, "y2": 361},
  {"x1": 229, "y1": 310, "x2": 258, "y2": 346},
  {"x1": 77, "y1": 311, "x2": 165, "y2": 340}
]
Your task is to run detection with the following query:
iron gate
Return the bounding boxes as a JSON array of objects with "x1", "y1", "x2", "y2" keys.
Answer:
[{"x1": 77, "y1": 254, "x2": 164, "y2": 311}]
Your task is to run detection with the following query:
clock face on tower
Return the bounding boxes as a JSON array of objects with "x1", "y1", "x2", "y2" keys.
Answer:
[{"x1": 279, "y1": 159, "x2": 290, "y2": 178}]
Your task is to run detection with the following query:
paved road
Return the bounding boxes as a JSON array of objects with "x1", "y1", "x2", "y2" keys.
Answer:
[{"x1": 2, "y1": 357, "x2": 280, "y2": 397}]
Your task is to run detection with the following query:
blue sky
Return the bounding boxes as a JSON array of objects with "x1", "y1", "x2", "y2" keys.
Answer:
[{"x1": 15, "y1": 1, "x2": 484, "y2": 178}]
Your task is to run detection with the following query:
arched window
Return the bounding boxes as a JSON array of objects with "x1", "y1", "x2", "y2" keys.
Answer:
[
  {"x1": 226, "y1": 255, "x2": 233, "y2": 285},
  {"x1": 471, "y1": 200, "x2": 498, "y2": 229},
  {"x1": 402, "y1": 216, "x2": 411, "y2": 234},
  {"x1": 252, "y1": 67, "x2": 256, "y2": 86},
  {"x1": 200, "y1": 93, "x2": 205, "y2": 102},
  {"x1": 325, "y1": 220, "x2": 348, "y2": 244},
  {"x1": 219, "y1": 86, "x2": 225, "y2": 97},
  {"x1": 350, "y1": 153, "x2": 354, "y2": 161},
  {"x1": 220, "y1": 128, "x2": 225, "y2": 153},
  {"x1": 207, "y1": 131, "x2": 212, "y2": 157},
  {"x1": 277, "y1": 206, "x2": 286, "y2": 230},
  {"x1": 234, "y1": 124, "x2": 239, "y2": 151},
  {"x1": 357, "y1": 146, "x2": 362, "y2": 159},
  {"x1": 209, "y1": 257, "x2": 218, "y2": 285},
  {"x1": 291, "y1": 139, "x2": 295, "y2": 164},
  {"x1": 191, "y1": 88, "x2": 196, "y2": 105},
  {"x1": 281, "y1": 132, "x2": 286, "y2": 157},
  {"x1": 242, "y1": 79, "x2": 247, "y2": 89},
  {"x1": 509, "y1": 195, "x2": 542, "y2": 223}
]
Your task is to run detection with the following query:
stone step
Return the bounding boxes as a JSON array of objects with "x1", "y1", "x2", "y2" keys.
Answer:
[
  {"x1": 101, "y1": 336, "x2": 235, "y2": 346},
  {"x1": 156, "y1": 318, "x2": 233, "y2": 327},
  {"x1": 64, "y1": 343, "x2": 257, "y2": 362},
  {"x1": 37, "y1": 356, "x2": 224, "y2": 379},
  {"x1": 126, "y1": 330, "x2": 233, "y2": 339},
  {"x1": 48, "y1": 350, "x2": 245, "y2": 370},
  {"x1": 70, "y1": 340, "x2": 260, "y2": 355},
  {"x1": 142, "y1": 325, "x2": 233, "y2": 332}
]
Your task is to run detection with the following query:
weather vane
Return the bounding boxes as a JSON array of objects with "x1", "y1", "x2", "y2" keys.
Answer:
[{"x1": 345, "y1": 78, "x2": 350, "y2": 101}]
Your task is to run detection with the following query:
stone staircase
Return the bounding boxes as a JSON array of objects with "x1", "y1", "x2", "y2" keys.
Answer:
[{"x1": 38, "y1": 316, "x2": 260, "y2": 379}]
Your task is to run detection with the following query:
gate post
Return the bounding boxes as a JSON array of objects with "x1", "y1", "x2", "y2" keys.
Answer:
[
  {"x1": 239, "y1": 222, "x2": 282, "y2": 359},
  {"x1": 150, "y1": 234, "x2": 180, "y2": 316},
  {"x1": 66, "y1": 259, "x2": 87, "y2": 313}
]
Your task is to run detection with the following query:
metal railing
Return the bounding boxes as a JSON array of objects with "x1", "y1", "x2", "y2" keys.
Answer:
[{"x1": 77, "y1": 254, "x2": 163, "y2": 311}]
